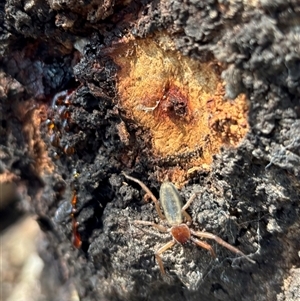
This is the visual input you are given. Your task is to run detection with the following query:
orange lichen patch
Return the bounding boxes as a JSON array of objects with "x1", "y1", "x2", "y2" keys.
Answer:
[
  {"x1": 109, "y1": 33, "x2": 248, "y2": 176},
  {"x1": 0, "y1": 171, "x2": 18, "y2": 183},
  {"x1": 13, "y1": 101, "x2": 53, "y2": 174}
]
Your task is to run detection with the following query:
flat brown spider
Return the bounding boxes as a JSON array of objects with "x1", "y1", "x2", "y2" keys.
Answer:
[{"x1": 123, "y1": 172, "x2": 255, "y2": 274}]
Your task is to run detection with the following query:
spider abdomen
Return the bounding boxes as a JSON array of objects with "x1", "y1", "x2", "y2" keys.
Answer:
[{"x1": 160, "y1": 182, "x2": 183, "y2": 224}]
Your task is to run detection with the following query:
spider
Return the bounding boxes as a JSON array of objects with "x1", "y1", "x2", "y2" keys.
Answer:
[{"x1": 123, "y1": 172, "x2": 255, "y2": 274}]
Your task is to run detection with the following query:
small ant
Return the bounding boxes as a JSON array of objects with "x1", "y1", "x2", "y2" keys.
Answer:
[{"x1": 123, "y1": 172, "x2": 255, "y2": 275}]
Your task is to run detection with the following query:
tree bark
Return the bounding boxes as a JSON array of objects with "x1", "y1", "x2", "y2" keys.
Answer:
[{"x1": 1, "y1": 1, "x2": 300, "y2": 300}]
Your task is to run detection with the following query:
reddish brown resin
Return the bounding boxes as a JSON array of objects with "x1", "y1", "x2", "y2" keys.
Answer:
[
  {"x1": 71, "y1": 191, "x2": 82, "y2": 249},
  {"x1": 159, "y1": 83, "x2": 190, "y2": 119},
  {"x1": 171, "y1": 224, "x2": 191, "y2": 244},
  {"x1": 72, "y1": 219, "x2": 82, "y2": 249}
]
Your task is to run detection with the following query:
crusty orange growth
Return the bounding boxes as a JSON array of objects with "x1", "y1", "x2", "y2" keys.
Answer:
[
  {"x1": 13, "y1": 101, "x2": 53, "y2": 175},
  {"x1": 109, "y1": 33, "x2": 248, "y2": 176}
]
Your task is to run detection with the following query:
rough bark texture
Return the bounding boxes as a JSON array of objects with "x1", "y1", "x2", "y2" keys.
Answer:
[{"x1": 1, "y1": 1, "x2": 300, "y2": 301}]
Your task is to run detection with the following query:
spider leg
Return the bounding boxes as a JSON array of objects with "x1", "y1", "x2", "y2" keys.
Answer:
[
  {"x1": 190, "y1": 237, "x2": 216, "y2": 257},
  {"x1": 181, "y1": 192, "x2": 201, "y2": 223},
  {"x1": 133, "y1": 220, "x2": 168, "y2": 232},
  {"x1": 182, "y1": 211, "x2": 192, "y2": 223},
  {"x1": 155, "y1": 240, "x2": 176, "y2": 274},
  {"x1": 191, "y1": 230, "x2": 256, "y2": 264},
  {"x1": 122, "y1": 172, "x2": 165, "y2": 220}
]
